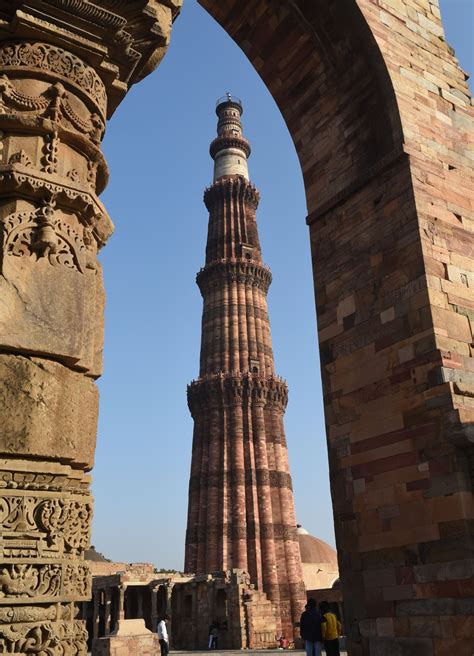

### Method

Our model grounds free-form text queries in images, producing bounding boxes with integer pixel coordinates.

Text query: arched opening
[215,588,228,627]
[96,0,406,648]
[0,0,470,654]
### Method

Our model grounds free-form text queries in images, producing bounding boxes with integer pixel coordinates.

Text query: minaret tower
[185,95,306,638]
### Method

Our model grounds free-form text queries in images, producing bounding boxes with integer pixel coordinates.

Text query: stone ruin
[85,564,278,653]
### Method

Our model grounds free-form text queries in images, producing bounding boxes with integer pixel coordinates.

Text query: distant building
[297,525,339,591]
[84,559,279,652]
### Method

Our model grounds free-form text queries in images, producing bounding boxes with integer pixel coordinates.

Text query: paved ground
[172,651,348,655]
[90,650,348,655]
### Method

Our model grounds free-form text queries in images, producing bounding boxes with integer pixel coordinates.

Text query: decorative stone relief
[42,131,59,174]
[0,42,107,117]
[0,619,88,655]
[0,72,105,145]
[9,150,33,167]
[38,499,93,554]
[0,458,92,651]
[1,204,89,274]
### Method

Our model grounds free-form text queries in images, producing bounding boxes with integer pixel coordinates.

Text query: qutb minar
[185,95,306,639]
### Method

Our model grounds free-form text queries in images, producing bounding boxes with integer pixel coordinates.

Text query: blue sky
[91,1,473,568]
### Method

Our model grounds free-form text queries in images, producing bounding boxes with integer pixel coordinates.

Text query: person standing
[300,598,323,656]
[208,621,219,649]
[157,614,170,656]
[320,601,341,656]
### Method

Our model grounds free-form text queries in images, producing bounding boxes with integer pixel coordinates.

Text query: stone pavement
[172,651,348,655]
[89,651,348,656]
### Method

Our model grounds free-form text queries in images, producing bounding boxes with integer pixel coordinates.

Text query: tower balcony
[196,258,272,296]
[215,95,243,116]
[210,133,251,160]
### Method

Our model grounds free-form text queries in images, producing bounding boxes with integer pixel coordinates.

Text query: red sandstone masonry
[185,100,305,640]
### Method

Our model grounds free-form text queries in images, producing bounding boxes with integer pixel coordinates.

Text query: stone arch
[199,0,404,212]
[0,2,471,655]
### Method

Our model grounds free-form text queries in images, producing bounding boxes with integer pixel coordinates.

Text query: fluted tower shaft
[185,96,306,639]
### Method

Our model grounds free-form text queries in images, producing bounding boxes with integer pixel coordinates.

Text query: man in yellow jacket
[320,601,341,656]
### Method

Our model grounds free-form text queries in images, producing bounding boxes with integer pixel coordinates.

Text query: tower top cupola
[210,93,251,182]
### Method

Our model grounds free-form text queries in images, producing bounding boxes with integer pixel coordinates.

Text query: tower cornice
[204,176,260,211]
[196,259,272,296]
[187,373,288,417]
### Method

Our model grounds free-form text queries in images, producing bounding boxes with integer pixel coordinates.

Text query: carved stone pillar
[150,586,159,633]
[0,2,181,653]
[118,586,126,623]
[104,589,112,636]
[93,592,100,641]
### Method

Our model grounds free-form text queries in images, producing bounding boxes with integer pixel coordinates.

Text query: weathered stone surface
[0,220,105,375]
[93,621,160,656]
[0,354,98,467]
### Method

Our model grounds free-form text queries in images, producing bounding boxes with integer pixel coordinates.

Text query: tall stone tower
[185,95,306,638]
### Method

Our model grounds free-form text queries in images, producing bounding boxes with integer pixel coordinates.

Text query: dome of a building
[297,526,338,566]
[297,525,339,591]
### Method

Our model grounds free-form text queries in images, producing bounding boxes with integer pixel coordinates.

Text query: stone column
[104,589,112,636]
[0,3,181,653]
[93,592,100,641]
[118,586,126,622]
[151,586,159,632]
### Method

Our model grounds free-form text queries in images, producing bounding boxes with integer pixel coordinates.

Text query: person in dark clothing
[299,598,323,656]
[208,621,219,649]
[320,601,341,656]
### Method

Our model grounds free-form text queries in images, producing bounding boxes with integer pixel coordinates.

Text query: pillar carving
[0,1,182,652]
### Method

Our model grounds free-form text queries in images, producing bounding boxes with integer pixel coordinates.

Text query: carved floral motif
[9,150,33,167]
[1,207,89,274]
[0,497,36,532]
[0,564,61,599]
[0,495,92,556]
[0,562,91,602]
[63,564,91,598]
[38,499,92,553]
[0,74,105,144]
[0,620,87,655]
[0,42,107,116]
